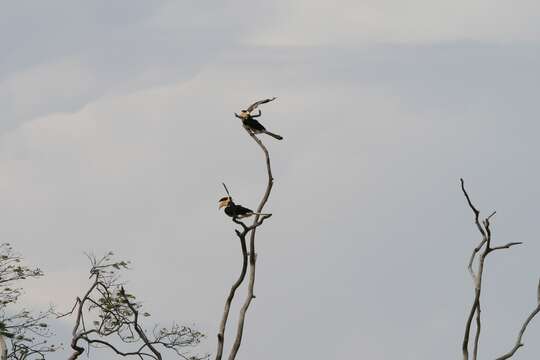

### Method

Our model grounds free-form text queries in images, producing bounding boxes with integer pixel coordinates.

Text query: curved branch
[84,338,156,359]
[461,179,488,360]
[495,280,540,360]
[215,215,271,360]
[215,232,247,360]
[121,289,162,360]
[68,274,101,360]
[460,179,530,360]
[460,179,495,360]
[227,129,274,360]
[460,178,487,239]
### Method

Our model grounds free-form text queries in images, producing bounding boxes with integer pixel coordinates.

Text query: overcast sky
[2,1,540,359]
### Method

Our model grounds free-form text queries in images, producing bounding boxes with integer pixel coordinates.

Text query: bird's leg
[243,127,257,136]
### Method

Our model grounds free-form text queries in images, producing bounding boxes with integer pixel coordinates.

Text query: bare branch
[460,179,532,360]
[215,203,271,360]
[489,242,523,253]
[460,179,493,360]
[216,102,278,360]
[215,230,247,360]
[461,179,489,360]
[495,280,540,360]
[227,128,274,360]
[467,239,487,281]
[473,302,481,360]
[460,178,487,239]
[227,253,256,360]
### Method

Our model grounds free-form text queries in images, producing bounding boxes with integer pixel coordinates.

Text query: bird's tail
[264,131,283,140]
[236,212,271,219]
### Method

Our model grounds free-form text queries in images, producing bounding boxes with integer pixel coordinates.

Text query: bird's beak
[218,202,226,209]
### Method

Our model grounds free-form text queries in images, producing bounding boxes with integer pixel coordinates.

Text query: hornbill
[235,97,283,140]
[218,196,269,219]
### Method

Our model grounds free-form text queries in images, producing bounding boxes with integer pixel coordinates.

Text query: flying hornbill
[218,196,269,219]
[235,97,283,140]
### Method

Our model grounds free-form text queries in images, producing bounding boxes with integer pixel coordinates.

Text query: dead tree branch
[461,179,490,360]
[214,215,270,360]
[460,179,531,360]
[225,128,275,360]
[495,279,540,360]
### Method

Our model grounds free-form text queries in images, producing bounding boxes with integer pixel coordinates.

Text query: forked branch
[460,179,532,360]
[461,179,491,360]
[226,128,275,360]
[215,215,271,360]
[63,253,205,360]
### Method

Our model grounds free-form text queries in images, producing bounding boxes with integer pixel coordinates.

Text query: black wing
[234,204,253,215]
[246,97,277,113]
[242,117,266,131]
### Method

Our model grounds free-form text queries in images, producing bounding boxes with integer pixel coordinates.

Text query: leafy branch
[60,252,206,360]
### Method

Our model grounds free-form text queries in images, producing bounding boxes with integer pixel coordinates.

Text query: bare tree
[60,252,206,360]
[214,205,271,360]
[215,114,277,360]
[0,243,56,360]
[460,179,539,360]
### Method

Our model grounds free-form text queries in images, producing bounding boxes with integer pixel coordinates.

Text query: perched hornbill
[218,196,268,219]
[235,97,283,140]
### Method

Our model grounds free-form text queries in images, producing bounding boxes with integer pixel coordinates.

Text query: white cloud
[0,1,259,132]
[1,58,98,122]
[249,0,540,46]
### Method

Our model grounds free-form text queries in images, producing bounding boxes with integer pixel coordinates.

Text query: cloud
[0,0,265,133]
[249,0,540,46]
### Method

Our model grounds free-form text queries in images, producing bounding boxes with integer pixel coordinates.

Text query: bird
[235,97,283,140]
[218,196,269,219]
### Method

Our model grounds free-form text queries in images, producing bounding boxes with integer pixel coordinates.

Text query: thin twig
[222,183,231,198]
[460,178,487,239]
[488,242,523,253]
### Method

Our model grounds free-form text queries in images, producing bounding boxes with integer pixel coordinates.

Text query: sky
[2,1,540,359]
